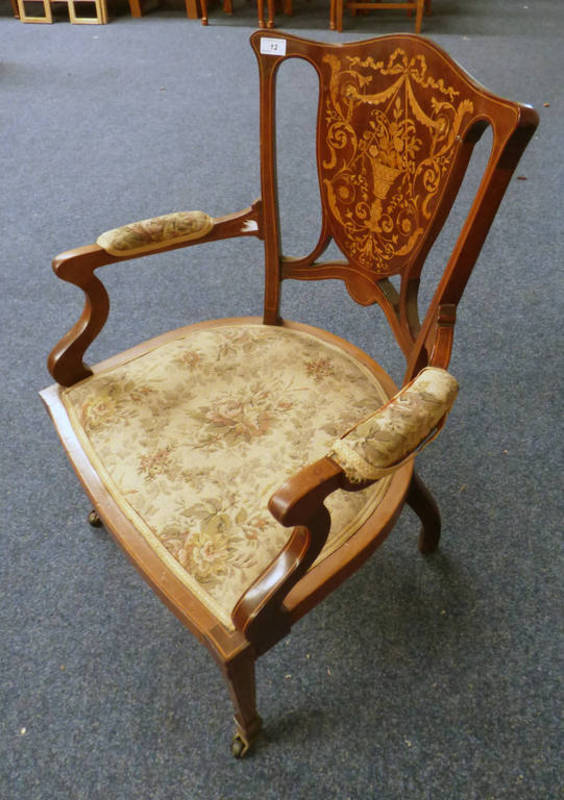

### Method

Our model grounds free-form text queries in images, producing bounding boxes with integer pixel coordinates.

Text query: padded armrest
[96,210,215,256]
[330,367,459,484]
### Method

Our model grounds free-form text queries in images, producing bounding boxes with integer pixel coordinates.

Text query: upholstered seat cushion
[62,323,392,629]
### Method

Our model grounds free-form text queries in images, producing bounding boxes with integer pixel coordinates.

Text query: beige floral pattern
[96,210,214,256]
[304,357,336,383]
[331,367,458,483]
[62,324,392,628]
[190,381,296,448]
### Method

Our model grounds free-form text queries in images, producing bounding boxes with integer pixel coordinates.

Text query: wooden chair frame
[67,0,107,23]
[332,0,425,33]
[41,33,537,757]
[16,0,107,23]
[16,0,53,22]
[199,0,290,29]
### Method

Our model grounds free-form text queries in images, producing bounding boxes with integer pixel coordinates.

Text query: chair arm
[97,210,214,256]
[330,367,459,484]
[232,367,458,651]
[95,203,262,258]
[47,202,263,387]
[231,457,343,652]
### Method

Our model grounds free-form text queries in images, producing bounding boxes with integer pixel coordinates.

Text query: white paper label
[260,37,287,57]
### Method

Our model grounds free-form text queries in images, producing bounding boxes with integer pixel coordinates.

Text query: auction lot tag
[260,38,287,56]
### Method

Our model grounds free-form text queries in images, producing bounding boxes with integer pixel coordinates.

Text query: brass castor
[88,509,103,528]
[231,733,249,758]
[230,715,261,758]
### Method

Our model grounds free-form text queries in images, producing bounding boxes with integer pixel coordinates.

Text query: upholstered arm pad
[96,210,215,256]
[330,367,459,483]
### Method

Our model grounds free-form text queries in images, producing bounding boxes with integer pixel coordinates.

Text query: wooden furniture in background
[41,32,537,757]
[331,0,429,33]
[16,0,107,22]
[199,0,292,28]
[128,0,199,21]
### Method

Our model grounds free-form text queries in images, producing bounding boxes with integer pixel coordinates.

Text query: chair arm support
[47,202,263,387]
[231,457,343,653]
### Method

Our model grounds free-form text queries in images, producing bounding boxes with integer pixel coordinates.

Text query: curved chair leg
[222,652,262,757]
[336,0,344,32]
[414,0,424,32]
[256,0,265,27]
[406,471,441,554]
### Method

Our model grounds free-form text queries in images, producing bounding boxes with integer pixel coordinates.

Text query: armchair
[40,32,538,757]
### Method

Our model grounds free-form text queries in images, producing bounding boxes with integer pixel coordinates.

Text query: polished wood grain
[42,33,538,755]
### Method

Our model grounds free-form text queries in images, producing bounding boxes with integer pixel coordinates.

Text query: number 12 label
[260,38,287,56]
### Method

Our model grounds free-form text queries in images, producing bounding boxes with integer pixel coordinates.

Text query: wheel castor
[88,509,103,528]
[231,733,249,758]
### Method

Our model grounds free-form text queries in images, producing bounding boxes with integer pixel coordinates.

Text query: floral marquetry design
[320,50,474,274]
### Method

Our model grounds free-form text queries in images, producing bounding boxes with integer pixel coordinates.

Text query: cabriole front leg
[221,652,262,758]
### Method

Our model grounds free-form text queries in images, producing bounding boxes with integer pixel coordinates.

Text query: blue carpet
[1,1,562,797]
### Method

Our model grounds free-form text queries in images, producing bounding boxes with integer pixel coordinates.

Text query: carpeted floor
[1,1,562,798]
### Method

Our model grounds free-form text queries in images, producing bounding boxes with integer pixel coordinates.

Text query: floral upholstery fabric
[62,324,392,629]
[96,211,214,256]
[331,367,459,483]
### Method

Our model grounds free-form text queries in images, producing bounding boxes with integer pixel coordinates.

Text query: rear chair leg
[406,471,441,554]
[221,651,262,757]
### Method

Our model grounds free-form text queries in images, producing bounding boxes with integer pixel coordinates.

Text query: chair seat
[61,321,393,628]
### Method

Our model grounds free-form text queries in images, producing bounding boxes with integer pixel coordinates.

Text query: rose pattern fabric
[331,367,458,482]
[96,210,214,256]
[62,324,392,628]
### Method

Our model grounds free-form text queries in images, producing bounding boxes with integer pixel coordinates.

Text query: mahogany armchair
[41,32,537,757]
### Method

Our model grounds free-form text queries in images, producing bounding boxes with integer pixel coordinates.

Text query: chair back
[251,33,538,379]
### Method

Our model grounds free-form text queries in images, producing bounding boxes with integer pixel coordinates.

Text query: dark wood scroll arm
[231,457,346,654]
[48,251,111,387]
[47,202,263,388]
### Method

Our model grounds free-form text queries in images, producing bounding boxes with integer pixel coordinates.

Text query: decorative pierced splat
[319,49,474,275]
